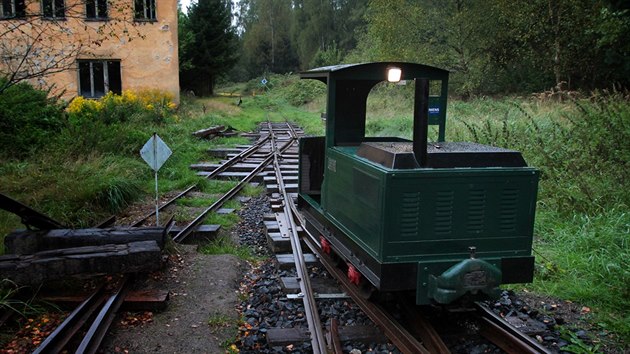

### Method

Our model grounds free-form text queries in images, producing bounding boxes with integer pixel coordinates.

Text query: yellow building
[0,0,179,102]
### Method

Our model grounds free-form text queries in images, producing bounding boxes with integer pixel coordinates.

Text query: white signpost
[140,133,172,226]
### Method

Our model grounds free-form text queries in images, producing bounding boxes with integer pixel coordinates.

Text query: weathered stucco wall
[2,0,179,102]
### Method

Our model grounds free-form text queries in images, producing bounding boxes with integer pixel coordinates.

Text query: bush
[0,79,65,158]
[280,79,327,106]
[67,89,177,126]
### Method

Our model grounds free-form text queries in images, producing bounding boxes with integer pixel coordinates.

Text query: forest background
[179,0,630,96]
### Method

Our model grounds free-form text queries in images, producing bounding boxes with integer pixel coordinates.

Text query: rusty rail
[292,202,431,354]
[269,121,327,353]
[476,302,551,354]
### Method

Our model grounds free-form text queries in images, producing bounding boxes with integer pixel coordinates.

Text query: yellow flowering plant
[66,89,178,125]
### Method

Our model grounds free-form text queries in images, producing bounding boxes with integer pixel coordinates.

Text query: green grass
[240,183,265,197]
[176,197,217,208]
[199,235,260,261]
[531,209,629,339]
[203,212,240,229]
[207,313,234,328]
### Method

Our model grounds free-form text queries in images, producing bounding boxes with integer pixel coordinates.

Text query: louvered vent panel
[400,192,421,239]
[499,189,519,232]
[434,191,454,235]
[466,189,486,234]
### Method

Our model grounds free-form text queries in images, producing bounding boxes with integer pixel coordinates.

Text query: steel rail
[268,121,327,354]
[130,135,271,227]
[475,302,552,354]
[291,202,430,354]
[398,295,451,354]
[329,318,343,354]
[172,136,293,243]
[76,277,130,354]
[33,285,107,354]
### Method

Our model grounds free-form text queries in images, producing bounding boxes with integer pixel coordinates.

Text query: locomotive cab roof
[300,62,449,148]
[300,62,527,169]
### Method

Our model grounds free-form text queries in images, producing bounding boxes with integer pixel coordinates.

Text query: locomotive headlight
[387,67,402,83]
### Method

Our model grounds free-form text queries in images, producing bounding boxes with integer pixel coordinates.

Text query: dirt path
[101,244,243,353]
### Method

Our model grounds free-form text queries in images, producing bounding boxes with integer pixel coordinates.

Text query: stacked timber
[192,125,238,139]
[0,226,166,286]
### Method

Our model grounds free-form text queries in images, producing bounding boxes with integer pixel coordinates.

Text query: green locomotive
[297,62,539,305]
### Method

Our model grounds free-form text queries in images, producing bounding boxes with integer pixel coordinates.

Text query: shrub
[281,79,327,106]
[66,89,177,126]
[0,79,65,158]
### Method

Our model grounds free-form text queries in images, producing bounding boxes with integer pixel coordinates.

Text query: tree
[238,0,298,75]
[357,0,630,94]
[182,0,238,95]
[0,0,142,96]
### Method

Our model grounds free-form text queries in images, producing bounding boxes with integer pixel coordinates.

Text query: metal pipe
[413,78,430,167]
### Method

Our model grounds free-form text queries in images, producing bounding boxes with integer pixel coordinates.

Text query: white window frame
[134,0,156,21]
[0,0,25,19]
[42,0,65,20]
[78,60,121,98]
[85,0,108,20]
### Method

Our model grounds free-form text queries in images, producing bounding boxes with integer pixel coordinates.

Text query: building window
[42,0,65,19]
[0,0,25,19]
[78,60,121,98]
[134,0,156,21]
[86,0,107,20]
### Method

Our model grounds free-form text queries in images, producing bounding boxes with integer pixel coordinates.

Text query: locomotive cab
[298,62,539,305]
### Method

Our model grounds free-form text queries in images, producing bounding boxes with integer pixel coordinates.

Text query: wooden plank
[275,253,318,270]
[192,125,225,138]
[263,176,298,183]
[207,148,244,158]
[266,325,387,347]
[266,184,299,194]
[5,227,166,255]
[41,289,170,311]
[280,276,343,295]
[266,232,291,253]
[0,241,162,285]
[190,163,264,172]
[167,225,221,243]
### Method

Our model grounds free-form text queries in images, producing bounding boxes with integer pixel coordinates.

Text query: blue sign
[261,78,268,85]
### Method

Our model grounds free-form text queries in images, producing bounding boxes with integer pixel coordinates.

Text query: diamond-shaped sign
[140,134,172,171]
[261,78,268,85]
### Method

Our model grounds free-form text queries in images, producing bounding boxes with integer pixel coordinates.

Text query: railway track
[29,122,301,353]
[29,121,551,353]
[252,122,552,353]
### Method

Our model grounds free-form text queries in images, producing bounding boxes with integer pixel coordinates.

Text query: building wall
[1,0,179,102]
